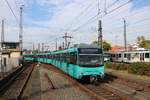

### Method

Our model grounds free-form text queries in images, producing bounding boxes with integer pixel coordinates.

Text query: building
[110,45,124,52]
[110,44,144,52]
[1,42,20,50]
[0,42,21,73]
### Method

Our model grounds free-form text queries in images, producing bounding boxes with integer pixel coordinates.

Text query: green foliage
[105,62,113,69]
[137,36,150,48]
[105,62,128,70]
[128,62,150,76]
[143,40,150,49]
[137,36,145,47]
[92,40,111,51]
[105,62,150,76]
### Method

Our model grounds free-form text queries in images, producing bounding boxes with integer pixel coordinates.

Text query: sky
[0,0,150,50]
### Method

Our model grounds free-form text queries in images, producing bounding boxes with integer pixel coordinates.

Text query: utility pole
[67,42,70,48]
[38,43,40,52]
[97,0,100,15]
[62,42,64,49]
[1,20,4,42]
[32,43,34,51]
[56,38,57,51]
[62,33,72,49]
[98,20,103,49]
[19,5,23,54]
[123,18,127,51]
[1,20,4,77]
[42,43,44,52]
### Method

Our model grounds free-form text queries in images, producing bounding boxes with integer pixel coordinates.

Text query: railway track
[85,84,126,100]
[0,62,36,99]
[104,74,150,99]
[41,64,131,100]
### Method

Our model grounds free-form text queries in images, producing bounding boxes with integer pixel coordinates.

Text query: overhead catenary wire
[68,0,120,33]
[101,0,145,25]
[71,0,120,33]
[14,0,20,12]
[71,0,122,32]
[106,0,119,9]
[71,0,132,33]
[66,0,97,32]
[4,0,19,23]
[103,16,150,33]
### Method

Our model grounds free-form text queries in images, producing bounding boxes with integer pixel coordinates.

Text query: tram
[23,44,105,82]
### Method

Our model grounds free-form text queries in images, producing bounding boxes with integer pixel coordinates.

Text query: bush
[128,62,150,76]
[105,62,150,76]
[105,62,113,69]
[105,62,128,70]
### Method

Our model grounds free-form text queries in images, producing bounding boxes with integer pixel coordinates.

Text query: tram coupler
[90,75,99,85]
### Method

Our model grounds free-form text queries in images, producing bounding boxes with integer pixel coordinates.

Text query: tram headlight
[79,72,83,78]
[99,72,104,75]
[79,72,84,75]
[100,72,104,78]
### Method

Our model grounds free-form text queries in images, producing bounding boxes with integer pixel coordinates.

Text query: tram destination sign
[78,48,102,54]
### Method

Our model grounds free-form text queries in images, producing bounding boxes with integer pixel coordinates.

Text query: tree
[92,40,111,51]
[143,40,150,49]
[137,36,150,48]
[137,36,145,47]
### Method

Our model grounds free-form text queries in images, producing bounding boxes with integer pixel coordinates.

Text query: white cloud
[0,0,150,50]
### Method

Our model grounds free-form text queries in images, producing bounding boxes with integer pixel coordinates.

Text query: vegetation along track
[42,63,129,100]
[0,62,36,99]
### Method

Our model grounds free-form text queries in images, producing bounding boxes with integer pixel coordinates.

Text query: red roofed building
[110,44,140,52]
[109,45,124,52]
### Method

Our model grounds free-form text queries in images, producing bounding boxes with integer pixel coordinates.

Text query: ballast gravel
[39,65,94,100]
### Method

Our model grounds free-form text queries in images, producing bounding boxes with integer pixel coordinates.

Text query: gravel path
[21,65,41,100]
[39,64,94,100]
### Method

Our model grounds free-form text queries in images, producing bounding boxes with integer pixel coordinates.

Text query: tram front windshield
[79,54,103,67]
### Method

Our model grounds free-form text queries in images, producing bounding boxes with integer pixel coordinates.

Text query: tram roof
[74,43,99,48]
[23,53,34,56]
[50,48,78,55]
[49,44,100,55]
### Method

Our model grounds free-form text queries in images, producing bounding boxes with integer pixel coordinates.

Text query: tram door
[140,53,144,61]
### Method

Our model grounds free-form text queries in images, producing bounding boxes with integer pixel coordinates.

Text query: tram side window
[62,54,66,62]
[119,54,122,58]
[44,55,47,58]
[54,55,56,60]
[62,53,66,62]
[55,55,57,60]
[49,55,51,59]
[145,53,150,58]
[124,54,127,58]
[56,55,58,60]
[62,53,70,63]
[57,54,60,61]
[60,54,64,62]
[69,52,77,64]
[66,53,70,63]
[45,55,47,58]
[127,53,131,60]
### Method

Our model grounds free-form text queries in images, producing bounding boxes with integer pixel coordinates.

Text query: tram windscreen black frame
[78,48,103,67]
[78,48,102,54]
